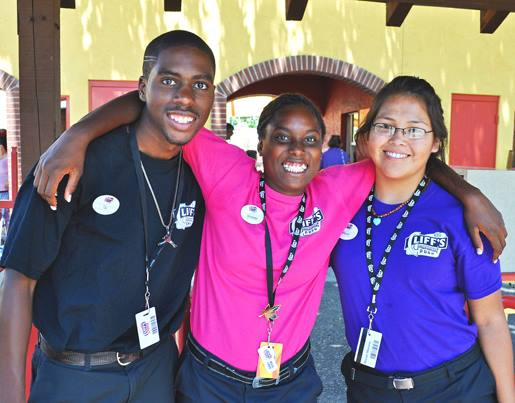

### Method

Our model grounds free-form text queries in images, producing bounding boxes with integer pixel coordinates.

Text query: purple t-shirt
[321,147,350,169]
[332,182,501,373]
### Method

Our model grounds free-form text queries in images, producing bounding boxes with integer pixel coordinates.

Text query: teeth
[169,114,194,124]
[385,151,408,159]
[283,162,307,173]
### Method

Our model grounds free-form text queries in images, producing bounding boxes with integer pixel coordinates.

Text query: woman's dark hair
[355,76,447,162]
[328,135,341,148]
[257,93,326,140]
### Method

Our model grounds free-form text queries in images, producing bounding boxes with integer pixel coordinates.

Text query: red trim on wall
[88,80,139,112]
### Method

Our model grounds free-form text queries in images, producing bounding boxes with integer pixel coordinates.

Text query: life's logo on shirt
[404,231,448,258]
[289,207,324,237]
[175,201,196,230]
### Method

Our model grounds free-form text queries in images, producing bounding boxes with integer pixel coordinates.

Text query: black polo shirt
[0,125,204,353]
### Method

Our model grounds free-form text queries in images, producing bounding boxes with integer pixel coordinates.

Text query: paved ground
[311,270,348,402]
[311,271,515,403]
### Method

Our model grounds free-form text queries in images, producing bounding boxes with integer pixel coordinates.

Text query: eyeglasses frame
[371,123,433,140]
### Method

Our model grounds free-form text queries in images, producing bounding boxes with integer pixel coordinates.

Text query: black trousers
[176,341,323,403]
[29,336,178,403]
[342,344,497,403]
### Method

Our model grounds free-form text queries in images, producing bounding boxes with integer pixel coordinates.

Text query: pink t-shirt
[184,128,374,370]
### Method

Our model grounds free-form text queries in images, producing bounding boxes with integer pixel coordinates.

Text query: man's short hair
[142,30,216,78]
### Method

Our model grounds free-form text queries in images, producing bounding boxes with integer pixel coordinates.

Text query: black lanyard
[364,176,428,326]
[259,176,306,321]
[128,125,184,308]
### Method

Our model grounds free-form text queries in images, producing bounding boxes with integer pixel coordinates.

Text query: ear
[138,76,147,102]
[257,139,263,156]
[431,137,441,154]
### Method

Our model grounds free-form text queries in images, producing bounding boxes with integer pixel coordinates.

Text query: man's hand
[463,188,507,262]
[33,129,88,209]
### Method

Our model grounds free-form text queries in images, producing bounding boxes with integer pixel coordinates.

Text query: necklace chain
[139,152,182,232]
[370,200,409,219]
[370,179,431,219]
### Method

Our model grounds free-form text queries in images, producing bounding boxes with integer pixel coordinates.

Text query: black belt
[39,335,157,367]
[344,342,482,390]
[187,336,311,389]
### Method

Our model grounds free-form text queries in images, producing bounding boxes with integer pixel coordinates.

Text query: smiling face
[138,45,215,157]
[366,94,440,186]
[258,105,323,196]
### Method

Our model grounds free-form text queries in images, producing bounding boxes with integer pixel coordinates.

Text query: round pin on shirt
[92,195,120,215]
[241,204,264,224]
[340,222,358,240]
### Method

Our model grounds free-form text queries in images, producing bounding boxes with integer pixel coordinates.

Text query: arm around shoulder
[427,157,507,261]
[0,269,37,403]
[332,159,375,217]
[34,90,143,208]
[182,128,252,198]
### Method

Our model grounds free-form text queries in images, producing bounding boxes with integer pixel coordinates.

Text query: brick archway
[211,55,385,136]
[0,70,21,186]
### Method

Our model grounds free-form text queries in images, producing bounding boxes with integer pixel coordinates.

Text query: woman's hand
[463,188,507,262]
[33,127,88,209]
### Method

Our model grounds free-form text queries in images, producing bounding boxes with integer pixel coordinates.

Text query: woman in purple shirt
[332,76,514,402]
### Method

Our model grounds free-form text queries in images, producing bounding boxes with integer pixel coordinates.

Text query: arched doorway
[211,56,385,147]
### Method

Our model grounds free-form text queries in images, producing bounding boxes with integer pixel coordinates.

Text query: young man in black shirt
[0,30,215,403]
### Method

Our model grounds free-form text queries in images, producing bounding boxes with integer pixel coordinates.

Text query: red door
[449,94,499,168]
[89,80,139,111]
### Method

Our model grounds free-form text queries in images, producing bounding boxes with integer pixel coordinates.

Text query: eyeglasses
[371,123,433,140]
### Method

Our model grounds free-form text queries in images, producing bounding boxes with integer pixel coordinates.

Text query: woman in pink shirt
[32,92,505,402]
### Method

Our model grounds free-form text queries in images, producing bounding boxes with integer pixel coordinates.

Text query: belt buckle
[392,377,414,390]
[116,352,133,367]
[252,377,265,389]
[252,377,277,389]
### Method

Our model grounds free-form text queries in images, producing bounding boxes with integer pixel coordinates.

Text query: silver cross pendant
[158,232,177,248]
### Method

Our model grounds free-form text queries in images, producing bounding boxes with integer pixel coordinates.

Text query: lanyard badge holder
[254,176,306,386]
[354,177,428,368]
[129,126,184,350]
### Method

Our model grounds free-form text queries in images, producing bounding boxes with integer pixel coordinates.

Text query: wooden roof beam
[18,0,62,177]
[60,0,75,8]
[481,9,509,33]
[286,0,309,21]
[164,0,181,12]
[386,1,413,26]
[361,0,515,12]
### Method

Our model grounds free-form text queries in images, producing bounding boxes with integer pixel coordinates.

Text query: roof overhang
[360,0,515,33]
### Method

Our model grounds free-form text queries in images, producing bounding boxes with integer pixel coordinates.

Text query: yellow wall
[0,0,18,76]
[1,0,514,167]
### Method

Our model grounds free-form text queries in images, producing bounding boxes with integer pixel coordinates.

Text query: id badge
[256,342,283,379]
[354,327,382,368]
[135,307,160,350]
